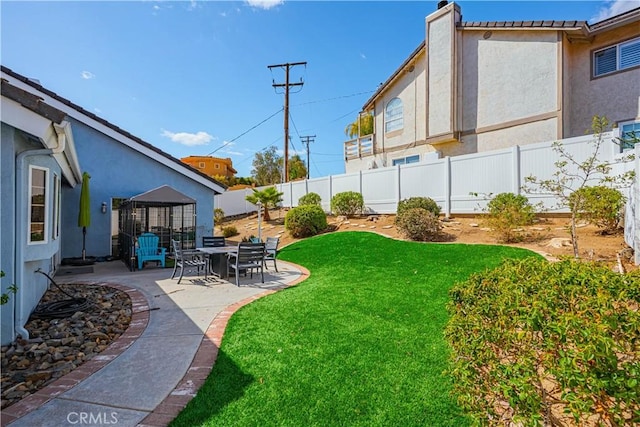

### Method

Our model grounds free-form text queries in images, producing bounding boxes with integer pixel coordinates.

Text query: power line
[292,89,375,107]
[204,108,283,156]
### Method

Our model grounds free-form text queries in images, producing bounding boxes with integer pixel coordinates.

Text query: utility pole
[268,61,306,183]
[300,135,315,179]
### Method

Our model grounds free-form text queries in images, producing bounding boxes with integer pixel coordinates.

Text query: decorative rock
[382,225,393,229]
[470,223,479,227]
[546,238,572,248]
[0,283,132,410]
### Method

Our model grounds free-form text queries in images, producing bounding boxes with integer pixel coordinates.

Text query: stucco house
[344,1,640,173]
[1,66,226,345]
[181,155,237,180]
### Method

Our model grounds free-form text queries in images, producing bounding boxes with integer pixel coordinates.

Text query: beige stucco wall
[460,30,560,132]
[474,117,559,152]
[427,9,455,137]
[371,50,427,152]
[565,22,640,137]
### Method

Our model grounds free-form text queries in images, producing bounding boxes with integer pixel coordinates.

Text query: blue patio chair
[136,233,166,270]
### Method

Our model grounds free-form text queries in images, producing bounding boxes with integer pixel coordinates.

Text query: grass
[170,232,540,427]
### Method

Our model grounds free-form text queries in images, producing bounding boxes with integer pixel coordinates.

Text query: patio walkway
[3,259,307,427]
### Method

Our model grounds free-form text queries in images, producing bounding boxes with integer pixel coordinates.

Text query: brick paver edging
[138,263,311,427]
[2,282,151,426]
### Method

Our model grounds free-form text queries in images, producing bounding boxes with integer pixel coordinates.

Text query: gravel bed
[1,283,132,409]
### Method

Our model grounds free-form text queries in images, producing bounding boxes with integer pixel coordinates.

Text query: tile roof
[1,65,227,192]
[458,20,586,29]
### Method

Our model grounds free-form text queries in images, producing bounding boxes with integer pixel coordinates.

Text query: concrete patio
[3,258,307,427]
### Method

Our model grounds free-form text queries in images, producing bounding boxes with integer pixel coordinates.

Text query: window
[215,164,220,169]
[29,166,48,243]
[619,121,640,152]
[198,162,205,168]
[385,98,403,133]
[392,155,420,166]
[594,37,640,77]
[52,174,60,239]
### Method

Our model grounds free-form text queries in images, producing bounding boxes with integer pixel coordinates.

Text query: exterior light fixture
[101,202,107,214]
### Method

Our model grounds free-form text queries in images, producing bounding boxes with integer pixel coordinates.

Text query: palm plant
[245,186,283,221]
[345,112,374,139]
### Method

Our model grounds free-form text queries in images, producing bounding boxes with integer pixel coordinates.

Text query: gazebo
[118,185,197,271]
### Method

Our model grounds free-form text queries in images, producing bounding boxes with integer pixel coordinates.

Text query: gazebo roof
[126,185,196,206]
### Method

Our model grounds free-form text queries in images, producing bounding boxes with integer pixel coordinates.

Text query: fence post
[328,175,333,213]
[444,156,451,218]
[635,144,640,265]
[512,145,521,194]
[397,163,402,210]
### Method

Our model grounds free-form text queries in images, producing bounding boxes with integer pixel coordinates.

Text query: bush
[330,191,364,217]
[395,208,441,241]
[285,205,328,238]
[298,192,322,207]
[445,257,640,426]
[395,197,441,224]
[569,185,625,234]
[484,192,536,242]
[214,208,225,229]
[221,226,238,238]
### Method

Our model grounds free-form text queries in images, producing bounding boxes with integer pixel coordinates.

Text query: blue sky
[2,0,638,179]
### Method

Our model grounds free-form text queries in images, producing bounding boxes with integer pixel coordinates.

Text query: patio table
[196,245,238,279]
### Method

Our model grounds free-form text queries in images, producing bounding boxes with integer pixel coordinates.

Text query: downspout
[14,127,66,340]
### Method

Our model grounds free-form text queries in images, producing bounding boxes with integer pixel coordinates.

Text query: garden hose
[32,269,92,319]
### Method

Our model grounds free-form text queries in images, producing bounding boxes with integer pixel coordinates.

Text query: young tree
[523,116,635,257]
[288,154,308,181]
[245,186,284,221]
[251,146,282,186]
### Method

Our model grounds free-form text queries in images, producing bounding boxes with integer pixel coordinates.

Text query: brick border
[138,263,310,427]
[2,282,150,426]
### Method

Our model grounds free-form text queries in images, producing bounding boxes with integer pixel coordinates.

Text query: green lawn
[171,232,540,427]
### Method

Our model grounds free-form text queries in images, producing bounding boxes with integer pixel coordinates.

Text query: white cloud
[591,0,640,23]
[360,53,367,60]
[187,0,199,11]
[245,0,284,10]
[81,71,95,80]
[161,129,214,146]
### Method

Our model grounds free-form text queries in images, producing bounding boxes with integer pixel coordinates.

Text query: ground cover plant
[445,258,640,426]
[171,232,538,427]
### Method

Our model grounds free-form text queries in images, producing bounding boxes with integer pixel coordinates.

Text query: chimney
[437,0,448,9]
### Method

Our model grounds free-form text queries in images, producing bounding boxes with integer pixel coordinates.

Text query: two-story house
[344,1,640,173]
[181,155,237,180]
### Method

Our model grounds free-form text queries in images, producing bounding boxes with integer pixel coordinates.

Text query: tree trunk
[570,213,579,258]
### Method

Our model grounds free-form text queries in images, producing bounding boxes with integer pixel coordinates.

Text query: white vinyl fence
[217,131,634,216]
[624,144,640,264]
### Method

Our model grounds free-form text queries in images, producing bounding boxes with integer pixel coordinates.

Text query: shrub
[298,192,322,207]
[221,226,238,238]
[285,205,328,238]
[569,185,625,234]
[395,208,441,241]
[484,192,536,242]
[445,257,640,426]
[330,191,364,217]
[214,208,225,229]
[395,197,441,224]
